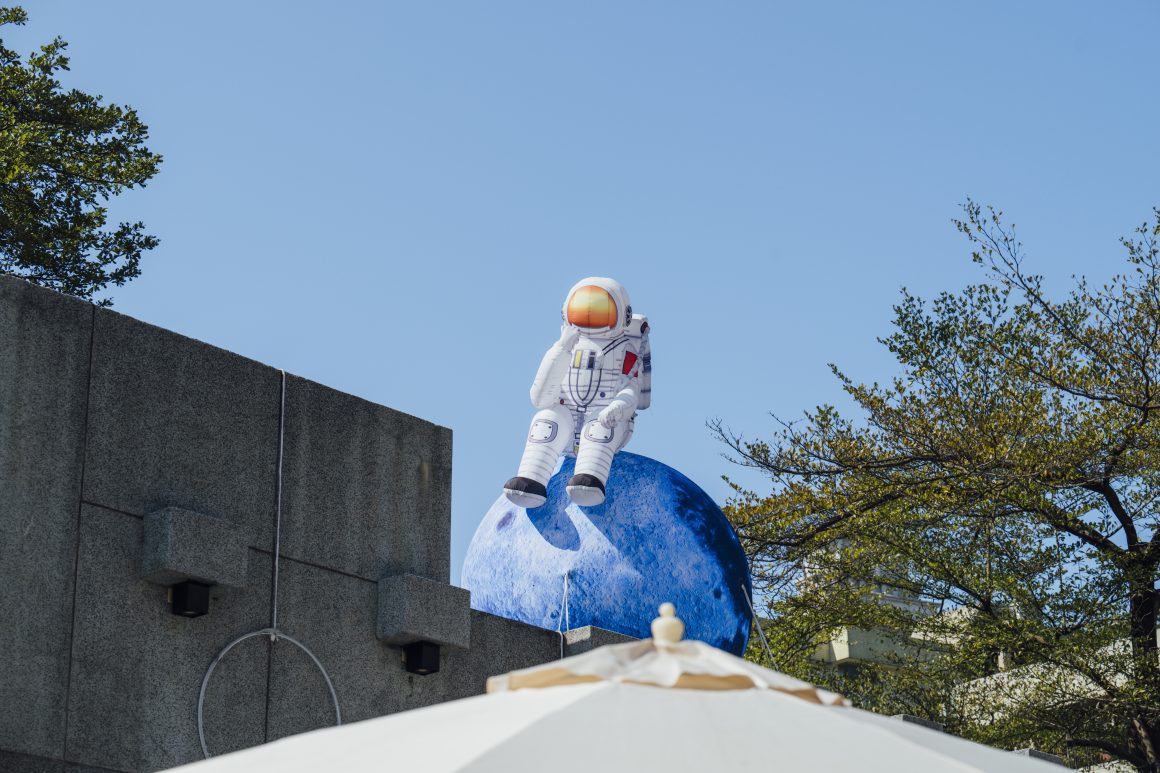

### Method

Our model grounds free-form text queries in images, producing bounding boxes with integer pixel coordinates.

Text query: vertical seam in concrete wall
[59,302,96,761]
[261,371,285,743]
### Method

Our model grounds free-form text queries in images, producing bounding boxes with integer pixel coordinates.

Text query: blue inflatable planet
[463,452,752,654]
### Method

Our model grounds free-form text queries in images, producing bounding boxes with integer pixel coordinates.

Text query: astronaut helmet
[562,277,632,336]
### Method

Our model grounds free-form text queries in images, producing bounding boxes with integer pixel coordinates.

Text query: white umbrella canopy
[169,605,1060,773]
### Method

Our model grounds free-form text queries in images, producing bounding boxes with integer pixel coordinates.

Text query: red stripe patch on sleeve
[622,351,638,375]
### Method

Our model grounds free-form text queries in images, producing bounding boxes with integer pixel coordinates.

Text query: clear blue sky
[12,2,1159,583]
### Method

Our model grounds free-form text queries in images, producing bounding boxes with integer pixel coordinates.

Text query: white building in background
[800,551,944,671]
[802,577,1158,771]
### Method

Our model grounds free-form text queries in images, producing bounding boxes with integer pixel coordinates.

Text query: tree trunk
[1128,584,1158,659]
[1127,573,1159,771]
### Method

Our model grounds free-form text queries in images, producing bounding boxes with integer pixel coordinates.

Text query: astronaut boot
[504,476,548,508]
[566,473,606,506]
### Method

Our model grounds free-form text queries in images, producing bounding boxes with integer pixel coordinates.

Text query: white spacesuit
[504,277,651,508]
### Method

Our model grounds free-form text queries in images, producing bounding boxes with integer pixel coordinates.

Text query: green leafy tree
[0,6,161,305]
[717,203,1160,771]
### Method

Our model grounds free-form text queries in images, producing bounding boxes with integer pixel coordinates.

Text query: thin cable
[270,369,286,639]
[196,369,342,759]
[742,582,778,670]
[556,570,571,659]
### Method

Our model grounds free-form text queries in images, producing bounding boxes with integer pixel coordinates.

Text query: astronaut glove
[597,400,628,428]
[557,324,581,349]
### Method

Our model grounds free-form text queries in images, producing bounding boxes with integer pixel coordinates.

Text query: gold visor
[566,285,618,329]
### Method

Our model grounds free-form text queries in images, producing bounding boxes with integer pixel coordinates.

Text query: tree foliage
[0,6,161,305]
[718,203,1160,771]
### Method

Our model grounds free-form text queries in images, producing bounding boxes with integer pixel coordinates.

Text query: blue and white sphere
[462,452,752,654]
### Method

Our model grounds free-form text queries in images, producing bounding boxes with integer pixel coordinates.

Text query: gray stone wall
[0,275,631,772]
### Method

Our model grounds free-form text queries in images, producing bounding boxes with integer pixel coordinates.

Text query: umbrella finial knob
[651,602,685,645]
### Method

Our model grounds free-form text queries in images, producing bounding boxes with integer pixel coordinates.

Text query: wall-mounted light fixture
[403,641,440,675]
[377,574,470,675]
[141,508,248,619]
[169,580,212,618]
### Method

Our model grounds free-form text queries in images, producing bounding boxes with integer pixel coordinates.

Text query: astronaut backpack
[628,313,652,410]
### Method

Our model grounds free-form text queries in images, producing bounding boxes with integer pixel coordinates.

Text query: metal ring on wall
[197,628,342,759]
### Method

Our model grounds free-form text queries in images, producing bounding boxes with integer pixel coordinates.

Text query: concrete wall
[0,275,630,772]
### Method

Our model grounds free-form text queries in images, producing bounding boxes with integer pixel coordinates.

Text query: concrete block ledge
[140,507,248,588]
[377,574,470,649]
[890,714,945,733]
[564,626,637,656]
[1011,748,1065,765]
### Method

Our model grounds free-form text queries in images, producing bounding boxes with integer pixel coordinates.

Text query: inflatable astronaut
[503,277,651,508]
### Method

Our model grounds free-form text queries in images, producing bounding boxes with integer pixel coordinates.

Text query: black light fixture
[170,580,212,617]
[403,641,440,675]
